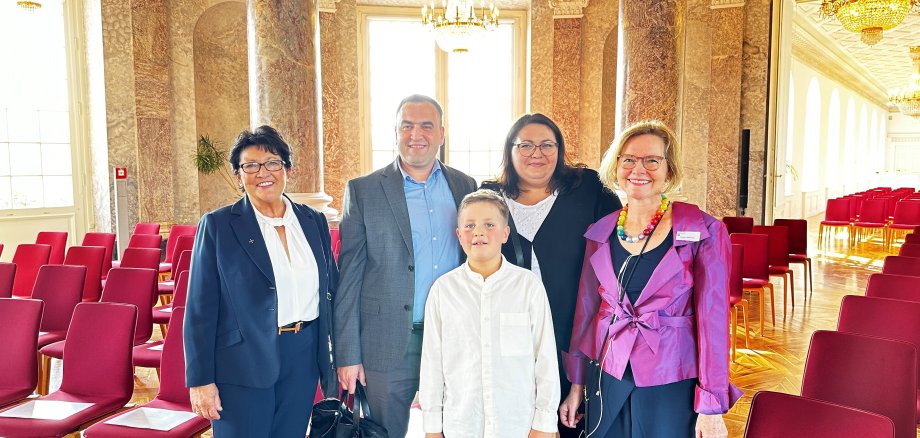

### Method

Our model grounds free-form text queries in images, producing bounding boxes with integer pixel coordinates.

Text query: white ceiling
[796,2,920,93]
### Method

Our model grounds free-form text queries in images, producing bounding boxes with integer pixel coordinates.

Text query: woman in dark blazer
[481,113,622,437]
[184,126,338,438]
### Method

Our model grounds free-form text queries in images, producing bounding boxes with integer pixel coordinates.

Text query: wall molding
[549,0,587,18]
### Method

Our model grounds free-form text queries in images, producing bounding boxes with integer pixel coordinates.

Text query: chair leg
[806,257,813,295]
[159,324,168,338]
[766,283,775,328]
[730,306,737,362]
[789,270,796,308]
[40,354,51,395]
[741,300,751,348]
[35,351,43,394]
[818,225,824,246]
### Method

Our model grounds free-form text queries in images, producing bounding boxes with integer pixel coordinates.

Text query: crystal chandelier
[16,1,42,10]
[820,0,919,46]
[421,0,499,53]
[890,46,920,119]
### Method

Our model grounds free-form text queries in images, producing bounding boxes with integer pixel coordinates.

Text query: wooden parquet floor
[42,217,915,437]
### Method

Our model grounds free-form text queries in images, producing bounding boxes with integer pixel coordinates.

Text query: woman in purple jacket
[558,120,741,437]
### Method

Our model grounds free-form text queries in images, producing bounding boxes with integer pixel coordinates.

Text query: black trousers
[583,363,698,438]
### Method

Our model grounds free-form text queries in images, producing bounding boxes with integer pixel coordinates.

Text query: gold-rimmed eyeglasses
[618,155,665,171]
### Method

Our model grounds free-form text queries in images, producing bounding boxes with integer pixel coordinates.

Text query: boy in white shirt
[420,189,560,438]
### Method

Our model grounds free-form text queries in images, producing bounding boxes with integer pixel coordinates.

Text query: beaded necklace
[616,194,670,243]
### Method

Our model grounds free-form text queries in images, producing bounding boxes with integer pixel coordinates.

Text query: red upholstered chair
[63,245,106,302]
[153,268,189,336]
[883,256,920,277]
[899,243,920,258]
[32,264,87,395]
[0,302,137,438]
[853,199,887,246]
[819,198,852,246]
[753,225,797,315]
[330,228,341,262]
[905,233,920,245]
[159,225,196,274]
[105,248,162,289]
[134,222,161,235]
[10,243,51,297]
[866,274,920,303]
[111,234,163,270]
[0,263,15,299]
[773,218,813,295]
[0,243,3,257]
[0,298,43,408]
[39,267,157,395]
[802,330,916,438]
[730,233,774,334]
[81,232,116,279]
[85,307,211,437]
[723,216,754,235]
[157,249,191,299]
[35,231,68,265]
[743,391,895,438]
[729,244,749,361]
[888,201,920,250]
[838,295,920,422]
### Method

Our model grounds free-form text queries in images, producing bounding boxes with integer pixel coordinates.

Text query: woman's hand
[190,383,222,420]
[528,429,554,438]
[695,413,728,438]
[558,383,584,428]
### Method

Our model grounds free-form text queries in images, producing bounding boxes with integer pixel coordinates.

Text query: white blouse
[252,197,320,326]
[504,192,558,278]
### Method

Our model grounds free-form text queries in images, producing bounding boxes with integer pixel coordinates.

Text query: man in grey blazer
[335,94,477,437]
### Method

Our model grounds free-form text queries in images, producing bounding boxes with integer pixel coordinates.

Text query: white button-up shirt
[252,197,319,326]
[420,256,560,437]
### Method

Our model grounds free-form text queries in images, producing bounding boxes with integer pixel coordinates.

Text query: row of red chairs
[819,193,920,250]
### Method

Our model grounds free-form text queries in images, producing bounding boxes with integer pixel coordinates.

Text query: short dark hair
[228,125,294,174]
[395,94,444,125]
[485,113,583,199]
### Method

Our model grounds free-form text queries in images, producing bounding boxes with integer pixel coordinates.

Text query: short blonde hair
[598,119,683,194]
[458,189,510,224]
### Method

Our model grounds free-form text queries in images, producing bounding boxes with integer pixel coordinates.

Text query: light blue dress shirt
[400,160,461,323]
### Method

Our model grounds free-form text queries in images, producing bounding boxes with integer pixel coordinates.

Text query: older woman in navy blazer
[184,126,338,438]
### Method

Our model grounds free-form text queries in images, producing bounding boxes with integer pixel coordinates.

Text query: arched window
[844,98,856,188]
[802,78,821,191]
[785,76,795,196]
[859,104,869,184]
[825,89,840,187]
[869,109,879,174]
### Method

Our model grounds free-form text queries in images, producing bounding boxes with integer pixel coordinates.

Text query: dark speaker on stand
[738,129,751,215]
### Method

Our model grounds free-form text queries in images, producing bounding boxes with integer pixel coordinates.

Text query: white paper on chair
[147,344,164,351]
[103,407,198,431]
[0,400,94,420]
[160,307,174,313]
[38,331,48,337]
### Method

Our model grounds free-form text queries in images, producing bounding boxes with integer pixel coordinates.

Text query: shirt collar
[398,158,442,183]
[252,196,296,228]
[462,254,510,284]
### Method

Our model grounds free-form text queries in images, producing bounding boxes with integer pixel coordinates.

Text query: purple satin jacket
[562,201,742,414]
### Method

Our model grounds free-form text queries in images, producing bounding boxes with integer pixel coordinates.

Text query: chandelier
[421,0,499,53]
[16,1,42,10]
[890,46,920,119]
[820,0,919,46]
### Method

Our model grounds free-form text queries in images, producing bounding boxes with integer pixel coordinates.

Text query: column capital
[710,0,745,9]
[319,0,341,13]
[550,0,588,18]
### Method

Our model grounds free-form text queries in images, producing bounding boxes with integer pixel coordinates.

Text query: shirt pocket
[500,312,532,357]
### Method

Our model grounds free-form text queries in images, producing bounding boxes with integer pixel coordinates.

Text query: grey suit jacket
[334,159,477,372]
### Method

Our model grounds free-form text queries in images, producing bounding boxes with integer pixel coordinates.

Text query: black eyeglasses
[514,141,558,157]
[617,155,665,171]
[239,160,286,174]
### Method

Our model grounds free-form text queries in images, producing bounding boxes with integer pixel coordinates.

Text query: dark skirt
[583,362,698,438]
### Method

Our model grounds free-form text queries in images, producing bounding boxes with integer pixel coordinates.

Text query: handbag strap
[507,215,525,267]
[352,384,374,426]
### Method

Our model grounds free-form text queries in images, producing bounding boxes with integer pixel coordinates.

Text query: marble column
[247,0,334,215]
[616,0,681,133]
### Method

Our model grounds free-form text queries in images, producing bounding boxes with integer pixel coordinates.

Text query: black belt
[278,319,316,335]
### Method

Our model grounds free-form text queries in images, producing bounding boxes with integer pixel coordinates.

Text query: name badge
[676,231,701,242]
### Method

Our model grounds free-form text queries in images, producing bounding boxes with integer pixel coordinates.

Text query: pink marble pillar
[616,0,681,132]
[247,0,333,213]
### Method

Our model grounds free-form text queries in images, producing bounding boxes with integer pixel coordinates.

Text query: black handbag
[309,384,388,438]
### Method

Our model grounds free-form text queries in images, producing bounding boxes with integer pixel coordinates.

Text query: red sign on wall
[115,168,127,179]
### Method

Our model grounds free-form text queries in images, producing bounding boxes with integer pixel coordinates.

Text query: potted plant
[193,135,238,193]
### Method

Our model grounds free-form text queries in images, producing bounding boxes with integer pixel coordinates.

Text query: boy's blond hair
[458,189,510,224]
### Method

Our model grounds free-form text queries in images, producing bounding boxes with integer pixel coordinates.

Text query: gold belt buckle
[278,321,303,335]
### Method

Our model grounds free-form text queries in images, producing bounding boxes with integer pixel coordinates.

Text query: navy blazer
[184,195,338,394]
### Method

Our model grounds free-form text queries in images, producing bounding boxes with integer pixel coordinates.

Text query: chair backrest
[882,256,920,277]
[330,228,341,261]
[10,244,51,297]
[802,330,916,438]
[838,295,920,397]
[0,262,15,299]
[0,298,44,396]
[891,201,920,226]
[63,246,106,302]
[729,233,770,281]
[81,232,116,278]
[133,223,160,235]
[172,269,190,308]
[722,216,754,235]
[169,235,194,275]
[905,233,920,245]
[857,199,887,224]
[119,248,162,271]
[171,250,192,282]
[127,233,163,250]
[0,243,3,258]
[823,198,850,222]
[101,267,158,344]
[35,231,68,265]
[163,224,197,264]
[743,391,894,438]
[729,244,743,303]
[845,196,861,222]
[772,218,808,255]
[58,302,136,403]
[157,306,190,404]
[31,264,85,333]
[866,273,920,303]
[898,243,920,258]
[752,225,789,268]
